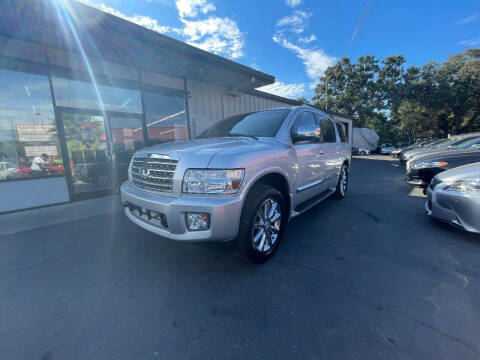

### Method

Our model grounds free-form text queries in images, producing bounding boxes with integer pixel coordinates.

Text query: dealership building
[0,0,352,213]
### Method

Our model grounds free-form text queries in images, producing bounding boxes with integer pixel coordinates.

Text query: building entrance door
[60,111,113,200]
[59,109,145,200]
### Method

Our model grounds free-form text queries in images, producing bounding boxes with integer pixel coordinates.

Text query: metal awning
[0,0,275,90]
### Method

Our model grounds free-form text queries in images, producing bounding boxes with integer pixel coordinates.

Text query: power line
[351,0,378,59]
[343,0,372,58]
[325,0,373,109]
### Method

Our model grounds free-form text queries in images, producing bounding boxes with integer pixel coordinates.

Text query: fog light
[186,213,210,231]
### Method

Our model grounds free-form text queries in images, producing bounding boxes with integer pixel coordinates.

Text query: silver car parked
[121,106,352,262]
[426,162,480,233]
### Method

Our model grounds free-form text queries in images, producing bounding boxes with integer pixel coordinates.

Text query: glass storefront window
[0,68,63,181]
[110,117,144,153]
[61,113,111,194]
[52,77,142,114]
[144,92,188,144]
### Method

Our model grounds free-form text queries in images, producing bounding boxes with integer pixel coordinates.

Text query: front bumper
[120,182,244,241]
[425,185,480,233]
[406,168,443,188]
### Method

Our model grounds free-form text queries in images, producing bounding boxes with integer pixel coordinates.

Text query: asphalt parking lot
[1,156,480,360]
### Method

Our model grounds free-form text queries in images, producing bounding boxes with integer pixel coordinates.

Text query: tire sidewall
[334,164,349,199]
[236,185,287,263]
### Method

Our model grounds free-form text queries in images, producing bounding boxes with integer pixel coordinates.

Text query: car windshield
[198,109,291,138]
[433,136,475,149]
[457,137,480,149]
[429,139,449,148]
[450,136,479,148]
[421,140,439,147]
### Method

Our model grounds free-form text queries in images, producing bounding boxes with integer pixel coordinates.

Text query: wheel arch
[243,171,292,217]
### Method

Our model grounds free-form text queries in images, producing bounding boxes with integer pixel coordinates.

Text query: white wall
[222,93,287,119]
[186,79,291,137]
[186,79,225,137]
[0,177,70,213]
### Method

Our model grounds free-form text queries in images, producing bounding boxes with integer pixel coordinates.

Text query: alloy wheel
[340,168,348,195]
[251,198,282,253]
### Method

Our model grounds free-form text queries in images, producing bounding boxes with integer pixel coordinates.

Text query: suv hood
[137,137,262,168]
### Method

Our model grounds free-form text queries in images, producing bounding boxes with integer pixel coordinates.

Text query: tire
[235,185,287,263]
[333,164,349,199]
[360,151,366,156]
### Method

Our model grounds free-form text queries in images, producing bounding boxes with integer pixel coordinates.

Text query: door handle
[319,151,324,155]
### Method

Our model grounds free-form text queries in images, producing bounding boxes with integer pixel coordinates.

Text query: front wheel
[333,164,349,199]
[235,185,286,263]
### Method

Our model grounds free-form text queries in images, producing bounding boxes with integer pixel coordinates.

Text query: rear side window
[336,123,347,143]
[290,112,317,138]
[320,118,337,143]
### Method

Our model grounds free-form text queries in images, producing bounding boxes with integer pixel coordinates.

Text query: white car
[380,143,397,154]
[0,161,18,180]
[357,147,370,155]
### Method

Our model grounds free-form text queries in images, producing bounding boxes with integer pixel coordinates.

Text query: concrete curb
[0,195,123,237]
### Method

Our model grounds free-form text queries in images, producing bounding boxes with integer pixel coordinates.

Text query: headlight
[182,169,245,194]
[411,161,448,169]
[444,180,480,194]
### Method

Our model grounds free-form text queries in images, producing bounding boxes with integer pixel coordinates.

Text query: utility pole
[325,76,328,110]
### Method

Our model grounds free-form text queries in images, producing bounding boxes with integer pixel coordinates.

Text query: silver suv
[121,105,351,262]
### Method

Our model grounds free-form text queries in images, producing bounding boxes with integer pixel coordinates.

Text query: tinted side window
[290,112,317,138]
[320,119,337,143]
[336,123,347,143]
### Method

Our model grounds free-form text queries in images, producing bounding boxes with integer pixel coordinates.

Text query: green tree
[312,49,480,143]
[296,96,310,104]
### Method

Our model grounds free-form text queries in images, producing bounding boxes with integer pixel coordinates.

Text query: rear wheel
[333,164,349,199]
[235,185,286,263]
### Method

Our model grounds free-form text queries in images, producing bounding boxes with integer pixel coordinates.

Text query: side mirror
[292,125,320,143]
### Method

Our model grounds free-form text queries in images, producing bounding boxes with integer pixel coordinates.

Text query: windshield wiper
[223,132,258,140]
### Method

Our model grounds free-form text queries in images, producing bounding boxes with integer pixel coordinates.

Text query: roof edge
[246,89,303,106]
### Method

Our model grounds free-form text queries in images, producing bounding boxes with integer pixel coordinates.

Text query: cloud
[454,14,479,25]
[285,0,302,7]
[181,17,244,58]
[273,34,336,80]
[276,10,311,34]
[78,0,244,59]
[299,34,316,44]
[458,38,480,47]
[175,0,215,18]
[258,81,305,98]
[79,2,180,34]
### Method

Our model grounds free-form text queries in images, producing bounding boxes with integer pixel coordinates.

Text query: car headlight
[444,179,480,194]
[411,161,448,169]
[182,169,245,194]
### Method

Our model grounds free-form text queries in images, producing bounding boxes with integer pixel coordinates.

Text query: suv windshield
[198,109,291,138]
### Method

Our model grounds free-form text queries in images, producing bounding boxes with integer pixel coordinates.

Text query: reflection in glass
[144,92,187,144]
[62,113,112,194]
[0,68,63,180]
[110,116,145,186]
[52,77,142,114]
[110,117,144,153]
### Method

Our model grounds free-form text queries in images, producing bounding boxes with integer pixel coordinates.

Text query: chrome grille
[130,155,177,193]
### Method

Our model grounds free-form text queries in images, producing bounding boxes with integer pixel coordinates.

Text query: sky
[77,0,480,100]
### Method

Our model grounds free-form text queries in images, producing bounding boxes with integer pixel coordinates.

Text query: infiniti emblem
[141,167,150,179]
